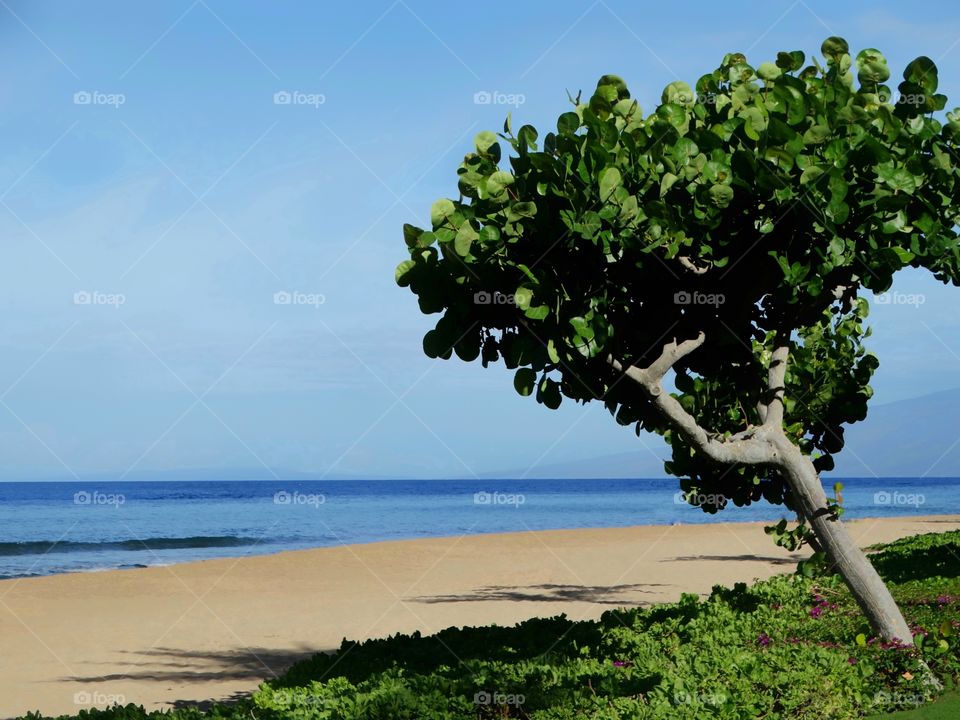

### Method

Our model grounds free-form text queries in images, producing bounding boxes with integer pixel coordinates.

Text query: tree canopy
[396,38,960,515]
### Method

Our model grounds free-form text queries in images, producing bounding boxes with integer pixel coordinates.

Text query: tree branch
[678,256,709,275]
[762,342,790,429]
[608,333,776,466]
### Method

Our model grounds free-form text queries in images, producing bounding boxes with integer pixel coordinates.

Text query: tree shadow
[409,582,667,605]
[59,644,325,686]
[668,554,800,565]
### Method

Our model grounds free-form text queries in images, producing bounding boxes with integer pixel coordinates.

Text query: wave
[0,535,266,557]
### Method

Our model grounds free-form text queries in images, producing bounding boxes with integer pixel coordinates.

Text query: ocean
[0,477,955,579]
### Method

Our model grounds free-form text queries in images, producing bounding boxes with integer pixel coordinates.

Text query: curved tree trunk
[772,435,913,643]
[609,334,916,645]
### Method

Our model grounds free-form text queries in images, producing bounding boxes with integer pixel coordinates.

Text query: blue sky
[1,0,959,480]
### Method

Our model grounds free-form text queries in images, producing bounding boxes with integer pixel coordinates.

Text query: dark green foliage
[19,531,960,720]
[397,38,960,514]
[868,531,960,583]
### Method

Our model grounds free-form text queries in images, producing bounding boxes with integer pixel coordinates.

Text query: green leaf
[757,62,781,82]
[802,125,830,144]
[395,260,416,286]
[800,165,826,185]
[479,225,501,243]
[454,223,478,256]
[402,223,423,248]
[557,112,580,136]
[514,286,533,310]
[740,107,767,140]
[510,201,537,219]
[856,48,889,85]
[474,130,499,156]
[891,247,915,263]
[708,184,734,208]
[776,50,805,72]
[660,172,679,196]
[430,199,456,227]
[821,36,849,62]
[546,339,560,364]
[422,329,451,359]
[513,368,536,396]
[903,56,938,94]
[599,166,622,199]
[486,171,515,196]
[537,377,562,409]
[525,305,549,320]
[661,80,695,107]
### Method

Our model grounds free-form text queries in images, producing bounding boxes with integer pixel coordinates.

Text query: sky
[1,0,959,481]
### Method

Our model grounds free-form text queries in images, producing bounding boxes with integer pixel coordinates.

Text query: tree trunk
[772,434,913,643]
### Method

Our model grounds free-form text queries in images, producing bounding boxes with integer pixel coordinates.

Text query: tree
[396,37,960,643]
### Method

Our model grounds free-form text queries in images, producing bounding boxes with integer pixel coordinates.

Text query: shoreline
[4,509,959,582]
[2,515,959,718]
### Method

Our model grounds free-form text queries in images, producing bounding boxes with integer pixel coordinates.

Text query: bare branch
[608,333,776,466]
[678,256,709,275]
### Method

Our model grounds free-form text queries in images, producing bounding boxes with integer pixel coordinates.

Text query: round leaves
[821,36,850,63]
[856,48,890,85]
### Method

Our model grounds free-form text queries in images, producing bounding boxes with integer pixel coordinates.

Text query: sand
[1,515,958,718]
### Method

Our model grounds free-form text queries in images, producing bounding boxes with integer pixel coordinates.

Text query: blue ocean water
[0,478,955,579]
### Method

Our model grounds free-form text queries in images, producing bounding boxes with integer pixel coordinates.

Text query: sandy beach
[2,515,958,718]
